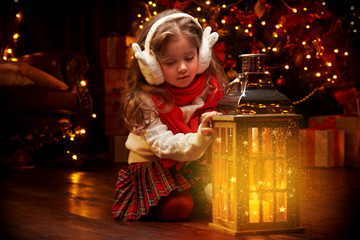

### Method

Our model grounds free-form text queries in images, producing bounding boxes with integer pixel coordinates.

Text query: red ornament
[213,42,227,63]
[173,0,192,10]
[254,0,266,19]
[204,19,219,32]
[224,57,237,69]
[158,0,192,10]
[276,75,286,86]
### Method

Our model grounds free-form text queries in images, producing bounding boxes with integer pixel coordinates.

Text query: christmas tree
[132,0,360,116]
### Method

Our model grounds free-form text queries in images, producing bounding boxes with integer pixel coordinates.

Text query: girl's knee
[150,190,194,221]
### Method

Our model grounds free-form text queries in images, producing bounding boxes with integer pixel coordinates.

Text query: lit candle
[262,199,272,222]
[249,192,260,223]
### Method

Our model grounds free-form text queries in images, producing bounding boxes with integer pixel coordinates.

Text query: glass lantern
[209,54,304,235]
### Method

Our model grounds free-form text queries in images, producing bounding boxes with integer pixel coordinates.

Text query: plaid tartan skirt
[112,160,193,221]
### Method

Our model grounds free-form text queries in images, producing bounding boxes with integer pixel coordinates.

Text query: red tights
[148,189,194,222]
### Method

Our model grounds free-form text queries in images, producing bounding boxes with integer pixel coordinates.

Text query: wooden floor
[1,162,360,240]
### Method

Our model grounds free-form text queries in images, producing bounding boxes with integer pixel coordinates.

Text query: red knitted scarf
[152,73,223,168]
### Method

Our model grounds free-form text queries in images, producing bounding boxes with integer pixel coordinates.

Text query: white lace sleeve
[140,118,213,162]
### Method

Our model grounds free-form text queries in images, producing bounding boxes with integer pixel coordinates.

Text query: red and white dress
[112,73,223,221]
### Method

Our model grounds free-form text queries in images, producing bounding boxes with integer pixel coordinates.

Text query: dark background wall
[1,0,137,154]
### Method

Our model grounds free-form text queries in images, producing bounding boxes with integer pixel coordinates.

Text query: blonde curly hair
[122,9,227,133]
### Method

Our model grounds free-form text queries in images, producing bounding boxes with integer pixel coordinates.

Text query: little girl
[112,9,228,221]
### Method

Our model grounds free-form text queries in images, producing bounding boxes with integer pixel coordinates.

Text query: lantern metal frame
[209,114,304,235]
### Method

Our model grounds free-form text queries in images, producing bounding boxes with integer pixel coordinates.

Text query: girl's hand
[200,111,222,136]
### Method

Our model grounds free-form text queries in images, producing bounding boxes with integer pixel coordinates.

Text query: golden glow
[66,171,108,219]
[344,51,349,56]
[245,29,249,33]
[211,119,298,229]
[306,54,311,59]
[205,0,211,5]
[148,1,153,5]
[80,129,86,134]
[262,48,266,53]
[16,12,21,19]
[303,7,308,11]
[70,172,82,184]
[152,3,156,7]
[13,33,19,40]
[221,19,226,24]
[273,32,278,38]
[145,17,150,22]
[7,48,12,54]
[316,72,321,77]
[248,23,252,28]
[306,25,310,29]
[249,192,260,223]
[334,49,339,53]
[80,80,87,86]
[235,26,239,30]
[302,41,306,45]
[326,62,332,67]
[139,25,144,29]
[272,47,278,52]
[222,4,226,8]
[261,21,266,25]
[285,65,289,69]
[153,11,157,15]
[72,154,78,160]
[304,67,308,71]
[197,7,201,11]
[92,113,97,118]
[333,75,338,79]
[292,8,297,13]
[137,14,141,18]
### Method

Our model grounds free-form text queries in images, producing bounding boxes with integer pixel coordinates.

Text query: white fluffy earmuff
[131,12,219,86]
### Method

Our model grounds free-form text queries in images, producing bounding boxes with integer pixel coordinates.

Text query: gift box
[308,115,341,129]
[335,117,360,167]
[343,97,360,117]
[104,68,129,136]
[109,135,129,163]
[100,35,135,69]
[300,128,345,167]
[334,87,360,117]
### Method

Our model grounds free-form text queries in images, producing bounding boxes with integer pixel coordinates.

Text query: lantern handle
[224,73,244,96]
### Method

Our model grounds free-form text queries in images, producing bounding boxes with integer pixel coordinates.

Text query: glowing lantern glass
[209,54,303,235]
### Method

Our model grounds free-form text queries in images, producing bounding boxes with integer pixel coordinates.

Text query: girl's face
[159,35,199,88]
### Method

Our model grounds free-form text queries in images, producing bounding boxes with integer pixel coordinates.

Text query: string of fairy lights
[1,0,97,163]
[2,0,359,160]
[2,0,22,61]
[135,0,359,103]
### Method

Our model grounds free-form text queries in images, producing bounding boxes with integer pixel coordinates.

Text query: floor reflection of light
[67,172,105,220]
[70,172,82,184]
